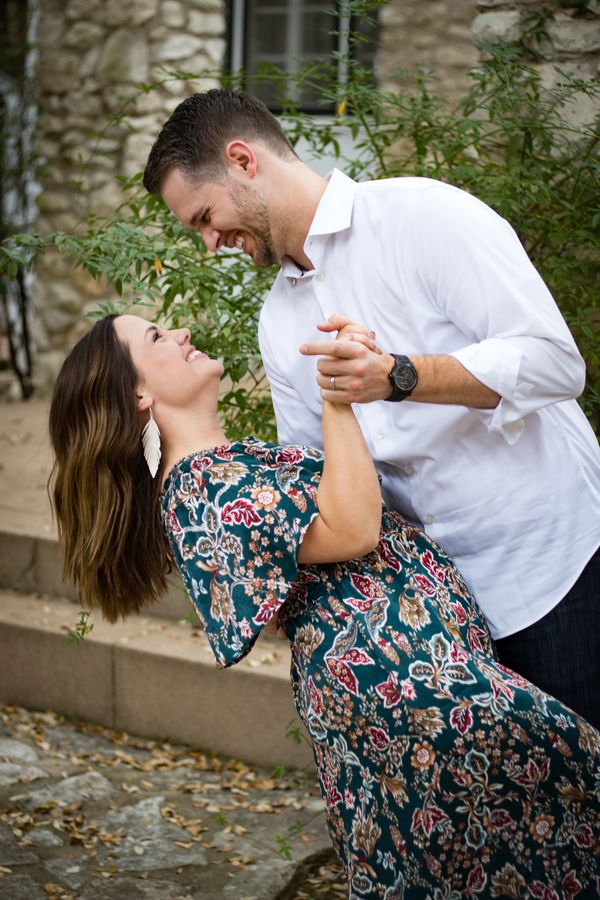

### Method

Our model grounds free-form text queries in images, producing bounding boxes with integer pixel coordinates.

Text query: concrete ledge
[0,531,37,593]
[0,529,192,620]
[0,596,114,725]
[0,590,311,770]
[35,534,76,599]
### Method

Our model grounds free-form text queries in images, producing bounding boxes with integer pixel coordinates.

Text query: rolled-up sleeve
[414,186,586,442]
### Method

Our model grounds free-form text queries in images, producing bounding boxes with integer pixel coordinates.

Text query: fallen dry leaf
[229,854,256,868]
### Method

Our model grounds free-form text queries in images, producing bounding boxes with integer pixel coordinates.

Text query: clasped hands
[264,313,391,641]
[300,313,395,403]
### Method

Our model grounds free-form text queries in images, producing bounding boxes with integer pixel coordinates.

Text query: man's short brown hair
[143,89,297,193]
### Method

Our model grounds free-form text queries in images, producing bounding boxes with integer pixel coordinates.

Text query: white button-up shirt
[258,169,600,639]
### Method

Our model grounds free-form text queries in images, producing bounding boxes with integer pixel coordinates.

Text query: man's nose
[201,225,221,253]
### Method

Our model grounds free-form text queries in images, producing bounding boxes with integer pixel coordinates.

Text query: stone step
[0,589,311,771]
[0,527,192,621]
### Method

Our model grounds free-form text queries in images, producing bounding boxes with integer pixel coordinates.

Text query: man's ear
[224,140,258,178]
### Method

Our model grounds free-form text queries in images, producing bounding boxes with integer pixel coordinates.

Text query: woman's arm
[297,397,382,564]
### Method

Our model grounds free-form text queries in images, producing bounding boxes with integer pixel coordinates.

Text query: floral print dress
[161,437,600,899]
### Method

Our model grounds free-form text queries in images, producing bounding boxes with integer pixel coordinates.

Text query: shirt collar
[281,169,357,281]
[307,168,357,237]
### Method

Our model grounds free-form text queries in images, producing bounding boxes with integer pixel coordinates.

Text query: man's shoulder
[355,174,472,205]
[353,175,501,230]
[357,174,446,192]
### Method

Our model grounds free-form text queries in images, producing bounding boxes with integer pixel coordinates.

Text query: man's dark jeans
[495,545,600,731]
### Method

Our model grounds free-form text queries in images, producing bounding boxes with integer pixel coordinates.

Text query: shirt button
[509,420,523,431]
[424,515,434,525]
[404,464,414,476]
[315,272,325,282]
[375,431,385,440]
[290,278,297,287]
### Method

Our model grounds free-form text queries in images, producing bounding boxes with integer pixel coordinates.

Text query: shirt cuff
[451,339,532,445]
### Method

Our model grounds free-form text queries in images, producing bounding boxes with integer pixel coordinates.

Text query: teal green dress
[161,437,600,898]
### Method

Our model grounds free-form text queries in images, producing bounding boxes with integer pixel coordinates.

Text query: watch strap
[387,353,418,402]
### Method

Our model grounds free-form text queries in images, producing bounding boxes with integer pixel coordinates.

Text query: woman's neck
[159,410,229,483]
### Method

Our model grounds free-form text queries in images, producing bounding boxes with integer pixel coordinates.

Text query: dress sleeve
[163,444,321,667]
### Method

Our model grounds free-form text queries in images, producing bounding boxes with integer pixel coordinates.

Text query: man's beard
[228,180,278,268]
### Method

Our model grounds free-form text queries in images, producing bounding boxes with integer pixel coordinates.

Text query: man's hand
[301,313,501,408]
[300,314,394,404]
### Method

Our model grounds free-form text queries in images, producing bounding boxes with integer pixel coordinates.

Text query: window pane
[302,10,336,55]
[251,0,287,8]
[239,0,379,112]
[248,12,288,56]
[350,12,379,81]
[298,83,320,106]
[249,78,287,108]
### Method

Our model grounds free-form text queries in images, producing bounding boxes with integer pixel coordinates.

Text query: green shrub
[1,38,599,436]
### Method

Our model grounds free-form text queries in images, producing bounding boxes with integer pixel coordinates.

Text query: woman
[50,314,599,898]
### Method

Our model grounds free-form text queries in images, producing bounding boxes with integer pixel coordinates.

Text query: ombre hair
[48,315,171,622]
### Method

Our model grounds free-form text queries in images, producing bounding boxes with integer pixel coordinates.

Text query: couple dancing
[49,91,600,897]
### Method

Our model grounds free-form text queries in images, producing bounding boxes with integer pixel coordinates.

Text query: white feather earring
[142,408,161,478]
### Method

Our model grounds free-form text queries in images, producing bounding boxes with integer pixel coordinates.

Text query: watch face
[393,364,418,392]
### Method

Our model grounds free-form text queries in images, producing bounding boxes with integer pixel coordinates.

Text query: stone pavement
[0,704,346,900]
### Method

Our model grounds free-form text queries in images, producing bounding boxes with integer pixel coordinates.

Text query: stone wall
[472,0,600,124]
[31,0,226,389]
[473,0,600,63]
[377,0,479,101]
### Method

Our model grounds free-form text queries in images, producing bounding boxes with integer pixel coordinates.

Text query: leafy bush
[1,38,599,436]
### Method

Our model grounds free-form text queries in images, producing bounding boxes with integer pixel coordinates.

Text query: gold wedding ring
[330,376,336,391]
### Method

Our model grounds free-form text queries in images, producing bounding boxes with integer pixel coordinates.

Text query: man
[143,89,600,727]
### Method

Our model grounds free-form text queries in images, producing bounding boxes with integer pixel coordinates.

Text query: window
[228,0,377,113]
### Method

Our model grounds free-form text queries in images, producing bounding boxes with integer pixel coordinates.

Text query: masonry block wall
[472,0,600,126]
[378,0,479,98]
[31,0,225,388]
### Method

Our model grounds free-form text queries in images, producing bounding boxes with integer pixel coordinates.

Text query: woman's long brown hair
[48,315,171,622]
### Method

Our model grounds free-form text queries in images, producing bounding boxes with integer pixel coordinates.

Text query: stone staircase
[0,401,310,770]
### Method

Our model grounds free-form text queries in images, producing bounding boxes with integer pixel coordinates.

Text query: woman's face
[114,315,224,413]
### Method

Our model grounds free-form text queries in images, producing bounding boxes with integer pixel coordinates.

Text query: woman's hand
[328,314,381,351]
[300,313,394,404]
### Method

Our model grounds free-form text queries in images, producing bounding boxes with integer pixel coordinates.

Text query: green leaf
[285,720,303,745]
[275,834,293,861]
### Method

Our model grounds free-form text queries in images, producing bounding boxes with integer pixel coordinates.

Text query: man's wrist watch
[386,354,418,402]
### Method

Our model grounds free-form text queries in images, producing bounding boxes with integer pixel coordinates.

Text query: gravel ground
[289,854,348,899]
[0,704,347,899]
